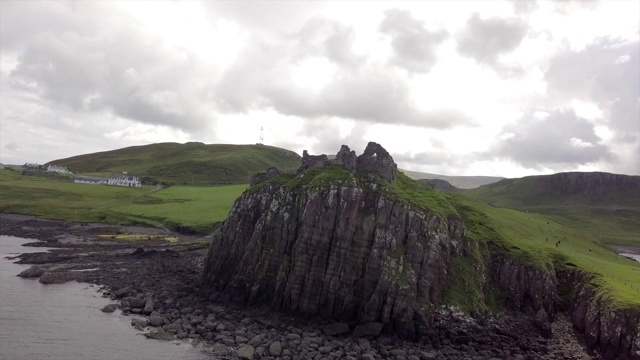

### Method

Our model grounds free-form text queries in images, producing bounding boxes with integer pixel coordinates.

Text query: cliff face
[202,143,466,338]
[203,183,468,337]
[558,271,640,360]
[538,172,640,206]
[201,143,639,359]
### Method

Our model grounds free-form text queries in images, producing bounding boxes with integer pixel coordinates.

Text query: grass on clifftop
[257,166,458,219]
[450,195,640,311]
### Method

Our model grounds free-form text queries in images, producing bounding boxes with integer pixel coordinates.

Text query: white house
[107,176,142,187]
[74,176,108,185]
[47,164,72,174]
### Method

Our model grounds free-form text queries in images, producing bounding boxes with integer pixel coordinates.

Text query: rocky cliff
[202,143,465,338]
[539,172,640,206]
[202,143,640,359]
[558,271,640,359]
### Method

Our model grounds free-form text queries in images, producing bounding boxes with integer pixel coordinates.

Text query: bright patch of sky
[0,0,638,177]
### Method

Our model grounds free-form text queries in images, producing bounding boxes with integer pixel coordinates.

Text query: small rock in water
[113,286,132,298]
[100,303,119,313]
[142,296,155,315]
[144,328,175,341]
[17,265,45,278]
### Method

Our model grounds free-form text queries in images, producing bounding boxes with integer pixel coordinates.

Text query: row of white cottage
[74,176,142,187]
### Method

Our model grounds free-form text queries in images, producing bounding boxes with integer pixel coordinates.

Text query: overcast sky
[1,0,638,177]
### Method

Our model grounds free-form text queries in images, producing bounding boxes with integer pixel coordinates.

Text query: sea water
[0,235,211,360]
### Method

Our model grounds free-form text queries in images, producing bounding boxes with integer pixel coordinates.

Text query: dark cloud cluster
[4,3,214,131]
[379,9,448,73]
[263,72,472,128]
[545,38,640,144]
[457,13,528,66]
[496,109,612,169]
[293,18,364,69]
[213,13,470,129]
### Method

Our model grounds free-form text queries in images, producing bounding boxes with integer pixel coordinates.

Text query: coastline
[0,213,596,360]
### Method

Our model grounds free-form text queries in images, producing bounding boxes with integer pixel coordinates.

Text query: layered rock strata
[203,143,464,338]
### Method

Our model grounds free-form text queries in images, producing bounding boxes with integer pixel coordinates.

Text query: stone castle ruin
[251,142,397,186]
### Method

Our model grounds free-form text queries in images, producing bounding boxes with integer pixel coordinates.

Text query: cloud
[545,38,640,144]
[294,18,364,69]
[202,1,324,34]
[4,2,218,132]
[264,71,472,128]
[509,0,539,14]
[457,13,528,66]
[213,16,471,129]
[495,109,612,168]
[379,9,448,73]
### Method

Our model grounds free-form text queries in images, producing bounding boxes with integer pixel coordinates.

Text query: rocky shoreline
[1,214,595,359]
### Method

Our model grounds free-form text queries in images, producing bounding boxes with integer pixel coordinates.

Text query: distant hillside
[47,142,301,186]
[418,178,458,192]
[401,169,503,189]
[466,172,640,246]
[467,172,640,208]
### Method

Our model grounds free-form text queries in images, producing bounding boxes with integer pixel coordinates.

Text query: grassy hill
[401,169,503,189]
[465,172,640,247]
[46,142,301,186]
[0,168,245,234]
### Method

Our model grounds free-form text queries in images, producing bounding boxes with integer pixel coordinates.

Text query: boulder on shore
[17,265,45,278]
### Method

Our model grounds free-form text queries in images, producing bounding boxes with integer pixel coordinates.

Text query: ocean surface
[0,235,211,360]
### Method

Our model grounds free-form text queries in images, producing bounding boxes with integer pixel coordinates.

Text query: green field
[47,142,301,186]
[0,169,245,233]
[112,184,247,233]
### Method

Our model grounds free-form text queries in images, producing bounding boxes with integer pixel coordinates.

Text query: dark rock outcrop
[539,172,640,201]
[356,142,397,183]
[204,143,640,359]
[250,167,281,187]
[419,179,458,192]
[291,142,398,184]
[296,151,329,175]
[331,145,357,173]
[559,271,640,360]
[491,254,557,316]
[203,143,465,338]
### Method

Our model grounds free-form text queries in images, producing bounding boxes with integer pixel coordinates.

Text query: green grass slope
[46,142,301,186]
[464,172,640,246]
[450,195,640,311]
[0,169,245,233]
